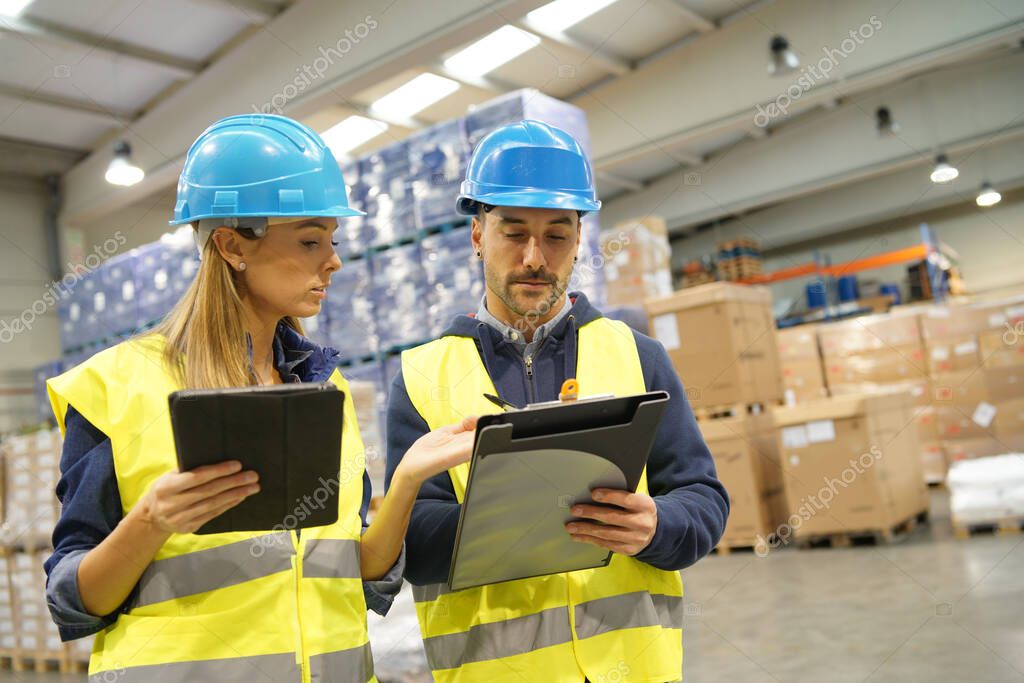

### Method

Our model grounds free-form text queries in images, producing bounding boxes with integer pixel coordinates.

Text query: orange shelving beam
[822,244,928,277]
[738,243,930,285]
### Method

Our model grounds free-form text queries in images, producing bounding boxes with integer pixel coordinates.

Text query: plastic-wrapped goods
[324,257,377,361]
[409,118,470,231]
[368,243,428,352]
[97,251,141,340]
[32,361,62,424]
[948,453,1024,524]
[420,228,483,337]
[361,142,417,247]
[134,233,200,329]
[464,89,592,155]
[343,361,388,493]
[336,159,369,258]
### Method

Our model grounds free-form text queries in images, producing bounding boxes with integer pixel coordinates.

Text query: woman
[44,114,475,682]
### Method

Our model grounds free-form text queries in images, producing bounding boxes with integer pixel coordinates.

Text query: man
[386,119,729,683]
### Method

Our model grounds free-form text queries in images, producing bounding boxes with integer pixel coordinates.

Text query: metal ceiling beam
[0,15,202,79]
[187,0,285,23]
[515,18,633,76]
[597,170,644,192]
[656,0,715,33]
[0,82,135,123]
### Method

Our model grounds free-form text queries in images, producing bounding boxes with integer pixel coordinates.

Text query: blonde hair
[150,232,304,389]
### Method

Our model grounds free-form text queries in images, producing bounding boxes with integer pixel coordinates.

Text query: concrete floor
[4,489,1022,682]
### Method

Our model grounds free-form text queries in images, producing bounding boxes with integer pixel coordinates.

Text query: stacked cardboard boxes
[772,391,928,540]
[921,298,1024,466]
[1,430,61,549]
[601,217,673,307]
[817,310,928,393]
[645,283,784,411]
[698,412,787,550]
[776,325,827,404]
[0,429,93,669]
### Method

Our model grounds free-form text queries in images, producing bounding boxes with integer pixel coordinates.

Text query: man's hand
[565,488,658,556]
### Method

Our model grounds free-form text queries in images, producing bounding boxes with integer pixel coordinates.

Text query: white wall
[0,177,60,430]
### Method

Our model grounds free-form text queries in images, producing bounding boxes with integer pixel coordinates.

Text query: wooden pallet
[952,516,1024,540]
[7,652,67,673]
[694,401,778,421]
[712,535,775,556]
[796,510,928,549]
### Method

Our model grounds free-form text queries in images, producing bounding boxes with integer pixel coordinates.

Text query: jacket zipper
[524,338,548,403]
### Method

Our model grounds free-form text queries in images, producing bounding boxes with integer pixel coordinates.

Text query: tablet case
[448,390,669,591]
[168,382,344,534]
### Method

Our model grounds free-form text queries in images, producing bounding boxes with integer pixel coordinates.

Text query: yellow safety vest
[401,317,684,683]
[47,334,376,683]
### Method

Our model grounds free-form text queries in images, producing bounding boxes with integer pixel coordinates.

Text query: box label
[653,314,681,351]
[954,340,977,356]
[930,346,950,361]
[988,313,1008,328]
[781,425,809,448]
[972,401,997,428]
[806,419,837,443]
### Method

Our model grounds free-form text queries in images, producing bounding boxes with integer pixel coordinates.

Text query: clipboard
[168,382,344,535]
[447,389,670,591]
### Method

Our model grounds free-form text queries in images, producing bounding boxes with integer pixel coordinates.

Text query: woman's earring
[238,261,247,271]
[573,256,578,263]
[476,251,482,259]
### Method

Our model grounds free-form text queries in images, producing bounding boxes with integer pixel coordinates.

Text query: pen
[483,393,517,411]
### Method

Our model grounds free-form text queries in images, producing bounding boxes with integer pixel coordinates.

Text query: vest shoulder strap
[47,335,170,439]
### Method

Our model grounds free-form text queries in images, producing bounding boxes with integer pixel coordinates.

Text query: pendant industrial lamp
[105,141,145,187]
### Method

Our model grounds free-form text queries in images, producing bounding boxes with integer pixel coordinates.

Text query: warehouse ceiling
[0,0,1021,243]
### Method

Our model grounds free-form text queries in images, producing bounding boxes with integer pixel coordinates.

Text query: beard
[485,265,570,319]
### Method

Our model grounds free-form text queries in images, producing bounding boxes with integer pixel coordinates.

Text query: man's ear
[471,216,484,258]
[211,227,245,269]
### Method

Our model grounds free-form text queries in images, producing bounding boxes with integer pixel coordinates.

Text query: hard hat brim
[169,205,365,226]
[455,190,601,216]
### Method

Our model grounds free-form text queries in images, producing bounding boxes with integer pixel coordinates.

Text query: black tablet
[168,382,344,534]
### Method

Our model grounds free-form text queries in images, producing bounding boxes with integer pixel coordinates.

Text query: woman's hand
[132,460,260,535]
[394,416,479,486]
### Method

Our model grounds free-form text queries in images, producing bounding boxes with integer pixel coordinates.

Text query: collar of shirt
[475,294,573,356]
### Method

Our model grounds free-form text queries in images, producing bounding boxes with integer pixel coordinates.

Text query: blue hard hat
[169,114,364,225]
[456,119,601,215]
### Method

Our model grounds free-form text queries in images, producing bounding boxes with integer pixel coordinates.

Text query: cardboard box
[993,397,1024,440]
[776,325,820,361]
[817,311,922,356]
[979,328,1024,368]
[772,392,927,538]
[602,217,673,307]
[920,441,947,484]
[698,412,787,547]
[781,357,829,403]
[943,437,1021,462]
[829,379,932,407]
[646,283,783,409]
[823,345,928,387]
[926,335,981,375]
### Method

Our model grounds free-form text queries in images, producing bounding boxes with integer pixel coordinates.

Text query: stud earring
[238,261,247,271]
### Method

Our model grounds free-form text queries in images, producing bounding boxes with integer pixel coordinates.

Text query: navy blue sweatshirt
[385,292,729,586]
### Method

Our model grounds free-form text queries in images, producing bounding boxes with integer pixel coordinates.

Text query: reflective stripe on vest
[88,642,375,683]
[47,336,375,682]
[401,317,684,682]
